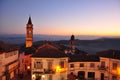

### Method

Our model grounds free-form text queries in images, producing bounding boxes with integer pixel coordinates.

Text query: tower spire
[27,16,32,24]
[26,16,33,48]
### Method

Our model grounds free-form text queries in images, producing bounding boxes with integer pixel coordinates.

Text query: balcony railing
[44,69,55,74]
[98,65,108,70]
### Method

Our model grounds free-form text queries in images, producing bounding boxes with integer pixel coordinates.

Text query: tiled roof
[19,41,60,55]
[68,54,100,62]
[31,42,68,58]
[96,49,120,60]
[0,41,17,52]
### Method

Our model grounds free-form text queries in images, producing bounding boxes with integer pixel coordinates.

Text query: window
[34,61,43,69]
[70,64,74,68]
[88,72,95,79]
[112,76,117,80]
[60,61,64,68]
[101,73,104,80]
[90,63,95,68]
[80,63,84,67]
[112,63,117,70]
[48,61,52,70]
[101,61,105,67]
[5,53,8,58]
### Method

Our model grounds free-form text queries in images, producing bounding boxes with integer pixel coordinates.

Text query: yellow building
[68,54,100,80]
[31,42,68,80]
[67,50,120,80]
[0,41,19,80]
[97,50,120,80]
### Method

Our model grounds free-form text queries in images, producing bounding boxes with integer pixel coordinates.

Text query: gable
[36,41,59,53]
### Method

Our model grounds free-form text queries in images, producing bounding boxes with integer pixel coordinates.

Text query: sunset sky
[0,0,120,37]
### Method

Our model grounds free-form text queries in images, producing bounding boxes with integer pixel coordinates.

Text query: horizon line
[0,33,120,37]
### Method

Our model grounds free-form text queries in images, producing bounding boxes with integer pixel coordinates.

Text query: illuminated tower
[26,16,33,47]
[70,35,75,51]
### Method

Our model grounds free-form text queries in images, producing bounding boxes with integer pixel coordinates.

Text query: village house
[31,42,68,80]
[0,41,19,80]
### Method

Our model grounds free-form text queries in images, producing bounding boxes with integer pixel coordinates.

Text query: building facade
[18,51,25,75]
[67,50,120,80]
[68,54,100,80]
[97,50,120,80]
[0,41,19,80]
[31,42,68,80]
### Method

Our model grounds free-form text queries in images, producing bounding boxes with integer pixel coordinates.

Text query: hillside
[0,35,120,54]
[34,38,120,54]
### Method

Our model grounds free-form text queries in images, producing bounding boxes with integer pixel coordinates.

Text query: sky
[0,0,120,37]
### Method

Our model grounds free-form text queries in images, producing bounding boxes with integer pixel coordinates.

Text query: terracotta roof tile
[31,42,68,58]
[68,54,100,62]
[96,49,120,59]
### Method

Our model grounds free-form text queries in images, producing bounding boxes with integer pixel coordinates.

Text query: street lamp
[117,67,120,75]
[55,66,61,73]
[42,74,45,80]
[32,74,36,80]
[42,74,45,78]
[27,66,30,69]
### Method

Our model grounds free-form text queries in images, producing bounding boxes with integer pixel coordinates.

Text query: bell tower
[70,35,75,51]
[26,16,33,47]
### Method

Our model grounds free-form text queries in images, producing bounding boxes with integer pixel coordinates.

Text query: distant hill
[0,34,120,54]
[75,38,120,54]
[34,38,120,54]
